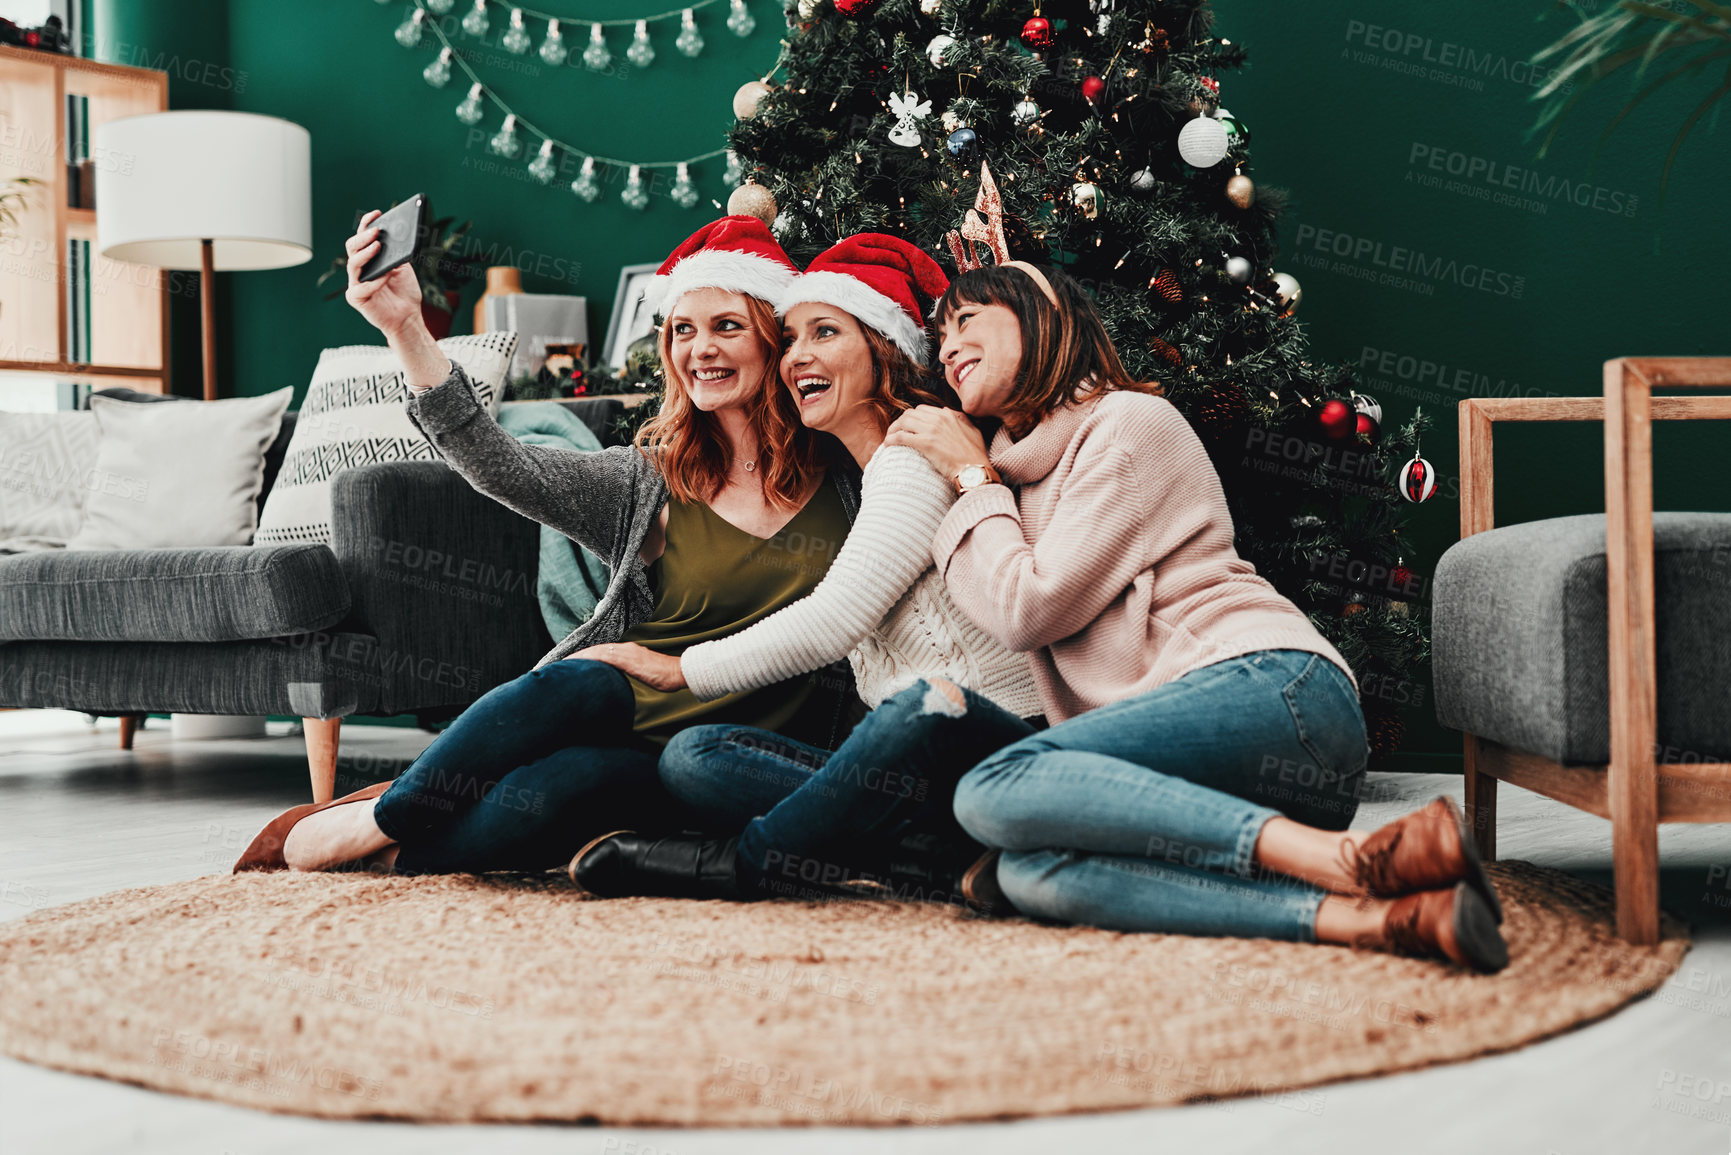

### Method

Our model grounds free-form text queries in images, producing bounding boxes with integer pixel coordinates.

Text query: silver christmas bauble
[1176,114,1229,167]
[1273,271,1302,313]
[733,80,772,119]
[1012,97,1041,126]
[1224,255,1253,284]
[1071,181,1101,220]
[1130,167,1156,192]
[927,34,957,67]
[920,0,942,13]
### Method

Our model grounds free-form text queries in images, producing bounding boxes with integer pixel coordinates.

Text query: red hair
[635,292,822,510]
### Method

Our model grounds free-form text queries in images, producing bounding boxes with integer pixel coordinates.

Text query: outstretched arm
[399,334,648,563]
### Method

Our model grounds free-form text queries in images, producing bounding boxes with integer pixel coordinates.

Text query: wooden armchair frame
[1458,357,1731,944]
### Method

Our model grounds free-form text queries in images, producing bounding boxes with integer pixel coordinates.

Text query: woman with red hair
[235,215,862,875]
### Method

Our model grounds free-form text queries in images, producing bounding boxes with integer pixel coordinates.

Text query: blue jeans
[660,679,1039,900]
[952,649,1369,942]
[373,659,700,875]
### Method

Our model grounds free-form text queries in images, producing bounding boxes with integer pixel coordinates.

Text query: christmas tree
[723,0,1433,757]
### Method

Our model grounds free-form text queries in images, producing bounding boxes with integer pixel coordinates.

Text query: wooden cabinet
[0,44,170,402]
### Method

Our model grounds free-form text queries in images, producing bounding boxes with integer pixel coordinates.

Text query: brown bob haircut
[931,264,1160,437]
[635,291,823,511]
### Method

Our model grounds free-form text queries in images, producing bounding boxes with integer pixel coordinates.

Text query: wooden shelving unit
[0,44,170,400]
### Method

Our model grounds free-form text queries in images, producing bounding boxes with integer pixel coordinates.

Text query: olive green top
[621,478,851,747]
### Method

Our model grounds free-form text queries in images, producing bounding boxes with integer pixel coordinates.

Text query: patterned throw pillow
[0,411,100,552]
[255,331,517,546]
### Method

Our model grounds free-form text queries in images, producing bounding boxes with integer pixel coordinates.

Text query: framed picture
[602,262,662,370]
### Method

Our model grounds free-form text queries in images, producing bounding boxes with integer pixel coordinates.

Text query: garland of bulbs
[390,0,766,210]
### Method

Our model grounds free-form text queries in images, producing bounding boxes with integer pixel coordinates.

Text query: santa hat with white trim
[641,215,799,319]
[776,233,950,364]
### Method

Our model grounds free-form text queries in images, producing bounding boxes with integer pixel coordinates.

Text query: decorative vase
[423,289,462,339]
[473,265,524,333]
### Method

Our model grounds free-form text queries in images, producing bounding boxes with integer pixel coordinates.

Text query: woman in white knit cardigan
[566,234,1046,903]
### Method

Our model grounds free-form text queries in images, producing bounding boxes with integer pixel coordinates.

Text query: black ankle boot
[568,831,745,900]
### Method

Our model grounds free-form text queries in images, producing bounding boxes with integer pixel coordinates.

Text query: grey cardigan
[403,357,862,672]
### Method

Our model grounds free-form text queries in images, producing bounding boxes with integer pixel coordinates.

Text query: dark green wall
[96,2,1731,761]
[1213,3,1731,766]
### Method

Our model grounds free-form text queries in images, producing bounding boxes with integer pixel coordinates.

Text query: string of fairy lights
[385,0,777,210]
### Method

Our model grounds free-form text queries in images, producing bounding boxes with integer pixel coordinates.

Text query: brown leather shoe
[232,781,392,873]
[960,850,1014,916]
[1341,796,1503,922]
[1368,882,1509,973]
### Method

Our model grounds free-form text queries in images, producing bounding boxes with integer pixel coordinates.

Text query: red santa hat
[776,233,950,363]
[642,215,799,319]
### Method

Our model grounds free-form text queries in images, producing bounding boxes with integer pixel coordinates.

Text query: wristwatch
[954,463,1001,495]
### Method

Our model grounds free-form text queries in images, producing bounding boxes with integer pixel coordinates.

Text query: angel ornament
[886,89,932,147]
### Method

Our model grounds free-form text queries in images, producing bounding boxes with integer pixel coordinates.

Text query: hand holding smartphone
[357,193,427,283]
[344,196,432,345]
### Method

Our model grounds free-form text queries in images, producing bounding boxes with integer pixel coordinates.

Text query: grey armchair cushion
[1433,512,1731,765]
[0,544,350,643]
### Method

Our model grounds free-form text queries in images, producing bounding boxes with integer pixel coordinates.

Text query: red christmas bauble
[1356,413,1378,438]
[1392,564,1415,590]
[1399,454,1437,502]
[1081,75,1106,104]
[835,0,880,15]
[1020,16,1054,49]
[1318,399,1355,440]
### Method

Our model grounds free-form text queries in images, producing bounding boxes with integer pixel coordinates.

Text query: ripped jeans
[658,679,1039,900]
[953,649,1370,942]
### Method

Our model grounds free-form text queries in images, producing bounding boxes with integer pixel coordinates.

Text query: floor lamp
[92,111,311,401]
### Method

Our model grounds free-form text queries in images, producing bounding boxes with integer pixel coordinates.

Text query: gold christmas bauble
[727,182,779,227]
[1226,173,1255,209]
[733,80,773,120]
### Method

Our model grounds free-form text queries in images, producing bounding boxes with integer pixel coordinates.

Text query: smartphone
[357,193,427,283]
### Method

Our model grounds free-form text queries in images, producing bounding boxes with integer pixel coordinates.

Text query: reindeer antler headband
[942,161,1058,307]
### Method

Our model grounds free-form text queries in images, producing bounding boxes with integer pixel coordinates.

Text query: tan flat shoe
[233,780,393,873]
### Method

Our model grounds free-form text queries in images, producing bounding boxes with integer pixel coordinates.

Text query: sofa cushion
[1432,512,1731,765]
[255,332,517,546]
[66,388,293,550]
[0,544,350,643]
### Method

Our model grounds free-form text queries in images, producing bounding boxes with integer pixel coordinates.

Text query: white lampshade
[92,111,312,271]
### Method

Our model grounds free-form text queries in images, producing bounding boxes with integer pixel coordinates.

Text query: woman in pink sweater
[885,263,1508,973]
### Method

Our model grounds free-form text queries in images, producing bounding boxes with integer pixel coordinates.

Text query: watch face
[958,465,987,489]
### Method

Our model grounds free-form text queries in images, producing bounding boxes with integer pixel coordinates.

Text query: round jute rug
[0,861,1688,1126]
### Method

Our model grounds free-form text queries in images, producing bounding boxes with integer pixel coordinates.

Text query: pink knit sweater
[932,387,1358,724]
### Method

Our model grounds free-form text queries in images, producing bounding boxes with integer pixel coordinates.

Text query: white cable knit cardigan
[681,445,1041,719]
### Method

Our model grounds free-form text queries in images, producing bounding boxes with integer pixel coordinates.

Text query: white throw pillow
[254,331,517,546]
[65,388,293,550]
[0,411,101,552]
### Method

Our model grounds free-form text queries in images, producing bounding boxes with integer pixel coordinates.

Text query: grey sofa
[0,388,633,802]
[1431,357,1731,943]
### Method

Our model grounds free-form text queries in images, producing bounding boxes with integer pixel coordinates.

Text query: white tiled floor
[1,710,1727,1155]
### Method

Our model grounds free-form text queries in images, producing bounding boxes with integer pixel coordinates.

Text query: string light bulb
[627,20,655,67]
[528,138,557,184]
[676,9,704,56]
[621,165,649,210]
[727,0,756,37]
[489,114,522,158]
[501,8,531,54]
[583,23,611,69]
[460,0,488,38]
[455,82,485,124]
[394,8,425,48]
[422,45,454,86]
[571,156,602,202]
[539,19,568,65]
[670,162,700,208]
